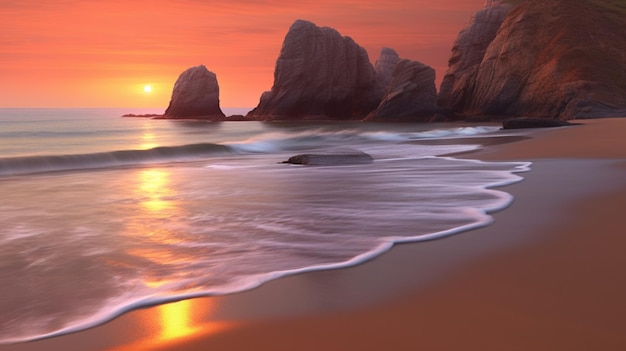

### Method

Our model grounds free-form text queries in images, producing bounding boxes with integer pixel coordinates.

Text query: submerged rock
[502,117,577,129]
[247,20,380,120]
[164,65,225,119]
[365,59,438,121]
[282,150,374,166]
[223,115,253,121]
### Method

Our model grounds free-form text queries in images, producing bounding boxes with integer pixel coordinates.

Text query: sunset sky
[1,0,486,109]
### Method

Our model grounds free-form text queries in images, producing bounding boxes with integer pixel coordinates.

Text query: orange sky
[0,0,486,109]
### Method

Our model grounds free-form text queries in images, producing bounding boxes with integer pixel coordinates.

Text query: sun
[144,85,152,93]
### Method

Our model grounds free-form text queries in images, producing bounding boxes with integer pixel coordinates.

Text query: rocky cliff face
[437,3,511,114]
[438,0,626,120]
[164,65,225,119]
[246,20,380,120]
[365,59,438,121]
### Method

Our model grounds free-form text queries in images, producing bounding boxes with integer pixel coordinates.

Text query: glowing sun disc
[144,85,152,93]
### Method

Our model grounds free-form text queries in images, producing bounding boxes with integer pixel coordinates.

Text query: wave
[4,157,531,344]
[227,126,501,153]
[363,126,501,141]
[0,126,502,176]
[0,143,232,176]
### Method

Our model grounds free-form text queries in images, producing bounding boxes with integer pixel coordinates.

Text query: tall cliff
[437,3,511,114]
[164,65,225,119]
[247,20,380,120]
[438,0,626,120]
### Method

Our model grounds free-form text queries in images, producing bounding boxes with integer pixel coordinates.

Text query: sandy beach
[2,118,625,351]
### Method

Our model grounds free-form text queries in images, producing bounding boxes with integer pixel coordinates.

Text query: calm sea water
[0,108,530,342]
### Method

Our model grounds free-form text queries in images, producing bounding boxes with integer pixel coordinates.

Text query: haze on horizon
[1,0,486,109]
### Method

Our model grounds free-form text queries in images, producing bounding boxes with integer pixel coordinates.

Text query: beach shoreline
[2,118,625,351]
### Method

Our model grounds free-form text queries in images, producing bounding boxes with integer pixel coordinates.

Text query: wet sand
[2,118,625,351]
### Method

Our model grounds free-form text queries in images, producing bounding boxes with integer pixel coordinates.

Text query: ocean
[0,108,530,343]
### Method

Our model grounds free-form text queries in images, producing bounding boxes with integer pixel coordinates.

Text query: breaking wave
[0,143,232,176]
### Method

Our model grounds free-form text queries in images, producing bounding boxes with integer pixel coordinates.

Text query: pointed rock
[164,65,225,119]
[374,47,400,89]
[247,20,380,120]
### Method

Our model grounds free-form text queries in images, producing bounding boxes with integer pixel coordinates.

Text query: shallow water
[0,108,530,342]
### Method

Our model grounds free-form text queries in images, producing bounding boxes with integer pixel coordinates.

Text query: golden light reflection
[155,299,234,346]
[109,168,238,351]
[139,169,174,213]
[140,131,158,150]
[126,167,185,270]
[111,170,235,350]
[110,299,235,351]
[159,299,197,340]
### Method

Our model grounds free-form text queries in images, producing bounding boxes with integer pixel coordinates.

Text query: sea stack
[164,65,225,119]
[246,20,380,120]
[438,0,626,120]
[365,59,438,121]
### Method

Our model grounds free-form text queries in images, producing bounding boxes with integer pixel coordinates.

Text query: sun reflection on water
[159,299,198,340]
[153,299,233,347]
[139,121,158,149]
[110,168,231,349]
[140,132,158,149]
[139,169,175,213]
[126,168,186,268]
[110,298,233,351]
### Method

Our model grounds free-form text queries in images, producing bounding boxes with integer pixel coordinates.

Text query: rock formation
[374,47,400,90]
[502,117,577,129]
[365,59,438,121]
[164,65,225,119]
[246,20,380,120]
[438,0,626,120]
[437,2,511,114]
[282,149,374,166]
